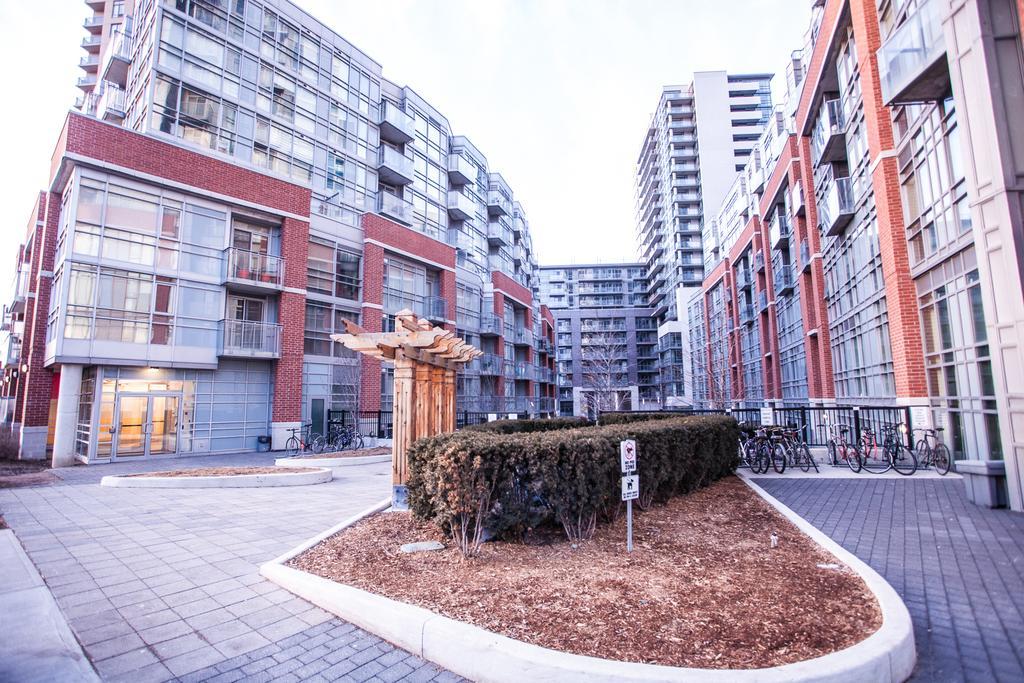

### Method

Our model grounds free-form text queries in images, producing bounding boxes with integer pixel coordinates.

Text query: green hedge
[407,415,739,555]
[461,416,592,434]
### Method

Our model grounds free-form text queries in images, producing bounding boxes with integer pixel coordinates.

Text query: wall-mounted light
[20,364,28,373]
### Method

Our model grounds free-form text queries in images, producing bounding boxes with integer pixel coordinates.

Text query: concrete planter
[956,459,1007,508]
[274,454,390,469]
[100,467,332,488]
[261,483,916,683]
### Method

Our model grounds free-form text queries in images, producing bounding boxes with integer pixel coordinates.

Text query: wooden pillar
[392,352,416,506]
[413,362,432,452]
[443,368,457,431]
[431,366,445,436]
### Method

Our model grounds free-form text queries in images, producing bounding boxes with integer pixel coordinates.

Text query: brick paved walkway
[756,477,1024,683]
[0,454,460,682]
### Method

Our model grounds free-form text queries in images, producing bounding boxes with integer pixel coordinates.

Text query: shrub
[408,415,739,556]
[462,416,592,434]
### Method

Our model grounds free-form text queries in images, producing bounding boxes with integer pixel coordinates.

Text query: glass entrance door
[113,394,180,460]
[115,395,148,458]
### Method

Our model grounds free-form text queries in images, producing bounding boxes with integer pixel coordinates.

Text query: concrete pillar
[51,365,82,467]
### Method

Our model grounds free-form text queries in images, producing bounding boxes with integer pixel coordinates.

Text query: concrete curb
[100,467,333,488]
[273,454,391,468]
[261,486,916,683]
[0,530,100,682]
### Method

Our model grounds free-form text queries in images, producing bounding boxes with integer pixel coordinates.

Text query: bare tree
[580,331,632,417]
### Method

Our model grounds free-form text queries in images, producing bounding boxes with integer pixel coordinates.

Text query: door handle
[109,427,117,434]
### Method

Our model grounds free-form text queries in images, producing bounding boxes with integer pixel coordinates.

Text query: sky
[0,0,810,294]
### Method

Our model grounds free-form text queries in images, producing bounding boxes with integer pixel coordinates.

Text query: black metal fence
[328,405,917,449]
[327,410,529,438]
[601,404,916,448]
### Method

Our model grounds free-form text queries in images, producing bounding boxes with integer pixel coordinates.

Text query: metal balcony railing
[811,98,847,165]
[378,192,413,225]
[424,296,447,322]
[219,320,281,358]
[877,0,949,105]
[480,314,503,336]
[479,354,503,375]
[377,146,414,185]
[820,175,856,237]
[224,248,284,288]
[379,101,415,143]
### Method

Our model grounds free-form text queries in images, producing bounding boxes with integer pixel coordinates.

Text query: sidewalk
[0,528,99,682]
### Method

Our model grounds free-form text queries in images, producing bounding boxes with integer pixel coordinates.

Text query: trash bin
[257,435,272,453]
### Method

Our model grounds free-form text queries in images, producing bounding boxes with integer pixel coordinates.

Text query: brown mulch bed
[126,466,309,478]
[291,476,881,669]
[0,460,58,488]
[290,446,390,459]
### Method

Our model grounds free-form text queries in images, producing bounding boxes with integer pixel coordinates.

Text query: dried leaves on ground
[126,466,308,478]
[291,446,390,459]
[0,459,57,488]
[291,476,881,669]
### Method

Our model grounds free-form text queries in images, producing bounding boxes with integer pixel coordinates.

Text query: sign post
[620,440,638,553]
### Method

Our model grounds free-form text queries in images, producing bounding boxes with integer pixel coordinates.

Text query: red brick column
[18,192,60,459]
[271,217,308,442]
[359,241,385,412]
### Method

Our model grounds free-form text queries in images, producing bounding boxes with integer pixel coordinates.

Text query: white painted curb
[274,454,390,468]
[261,484,916,683]
[100,467,332,488]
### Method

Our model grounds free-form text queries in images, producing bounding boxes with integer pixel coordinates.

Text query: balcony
[740,304,755,325]
[878,0,950,106]
[423,296,447,323]
[775,266,795,296]
[96,83,126,122]
[377,146,414,185]
[513,362,533,381]
[82,35,102,52]
[461,358,480,376]
[219,320,281,359]
[84,15,103,33]
[811,98,846,164]
[223,248,285,293]
[759,291,769,312]
[791,183,806,217]
[487,217,512,246]
[819,175,856,237]
[800,241,812,273]
[479,354,503,376]
[447,190,476,220]
[487,191,511,216]
[480,313,503,336]
[79,55,99,72]
[378,192,413,225]
[754,251,765,272]
[769,213,790,249]
[77,75,98,90]
[448,153,476,185]
[100,23,132,87]
[379,101,415,144]
[736,268,753,291]
[513,327,534,346]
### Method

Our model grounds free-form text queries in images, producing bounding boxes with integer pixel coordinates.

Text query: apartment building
[685,0,1024,510]
[634,72,773,406]
[537,264,658,416]
[0,0,556,464]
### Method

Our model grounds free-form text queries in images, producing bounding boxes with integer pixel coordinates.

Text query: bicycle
[825,423,861,472]
[741,428,778,474]
[327,423,365,452]
[284,423,325,456]
[914,427,952,475]
[859,424,917,475]
[782,423,818,473]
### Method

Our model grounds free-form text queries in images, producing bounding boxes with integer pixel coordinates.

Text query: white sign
[507,413,518,420]
[621,475,639,501]
[909,406,932,431]
[760,407,775,426]
[487,413,498,422]
[620,440,637,473]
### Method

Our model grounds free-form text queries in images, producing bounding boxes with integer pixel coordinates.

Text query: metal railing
[480,313,503,336]
[219,320,281,357]
[423,296,447,322]
[225,248,284,287]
